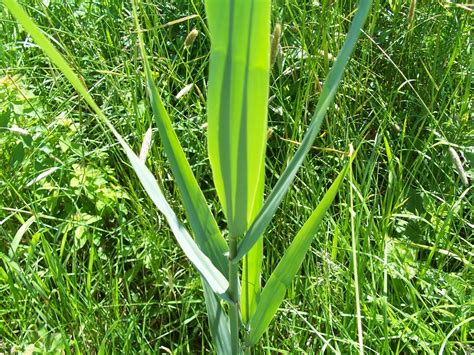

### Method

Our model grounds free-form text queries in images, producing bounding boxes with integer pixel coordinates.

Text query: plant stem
[228,234,240,354]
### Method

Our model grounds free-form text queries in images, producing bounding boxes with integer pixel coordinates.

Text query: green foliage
[0,0,472,353]
[2,0,367,351]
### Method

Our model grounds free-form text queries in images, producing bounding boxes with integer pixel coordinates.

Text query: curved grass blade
[246,153,355,346]
[132,2,228,276]
[121,147,229,295]
[206,0,271,237]
[2,0,229,296]
[235,0,372,263]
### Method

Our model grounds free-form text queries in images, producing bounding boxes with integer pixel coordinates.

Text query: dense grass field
[1,0,472,353]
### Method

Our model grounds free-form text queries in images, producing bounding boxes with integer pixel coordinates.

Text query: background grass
[1,0,472,353]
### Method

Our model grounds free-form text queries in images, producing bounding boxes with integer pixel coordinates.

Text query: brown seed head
[184,28,199,48]
[270,23,282,67]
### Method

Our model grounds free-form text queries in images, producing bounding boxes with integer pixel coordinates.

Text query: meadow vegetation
[0,0,472,353]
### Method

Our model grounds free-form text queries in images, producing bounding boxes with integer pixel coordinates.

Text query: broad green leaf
[3,0,229,296]
[205,0,271,324]
[206,0,271,237]
[235,0,372,262]
[247,153,355,346]
[132,2,228,276]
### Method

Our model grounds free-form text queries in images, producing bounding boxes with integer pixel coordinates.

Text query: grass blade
[2,0,229,295]
[205,0,271,237]
[247,153,355,346]
[124,150,229,295]
[9,216,35,257]
[235,0,372,262]
[132,2,229,276]
[203,279,232,355]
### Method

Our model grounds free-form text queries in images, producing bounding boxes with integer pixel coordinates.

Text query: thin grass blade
[9,216,36,257]
[2,0,229,295]
[235,0,372,263]
[132,2,229,275]
[247,153,355,346]
[123,148,229,295]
